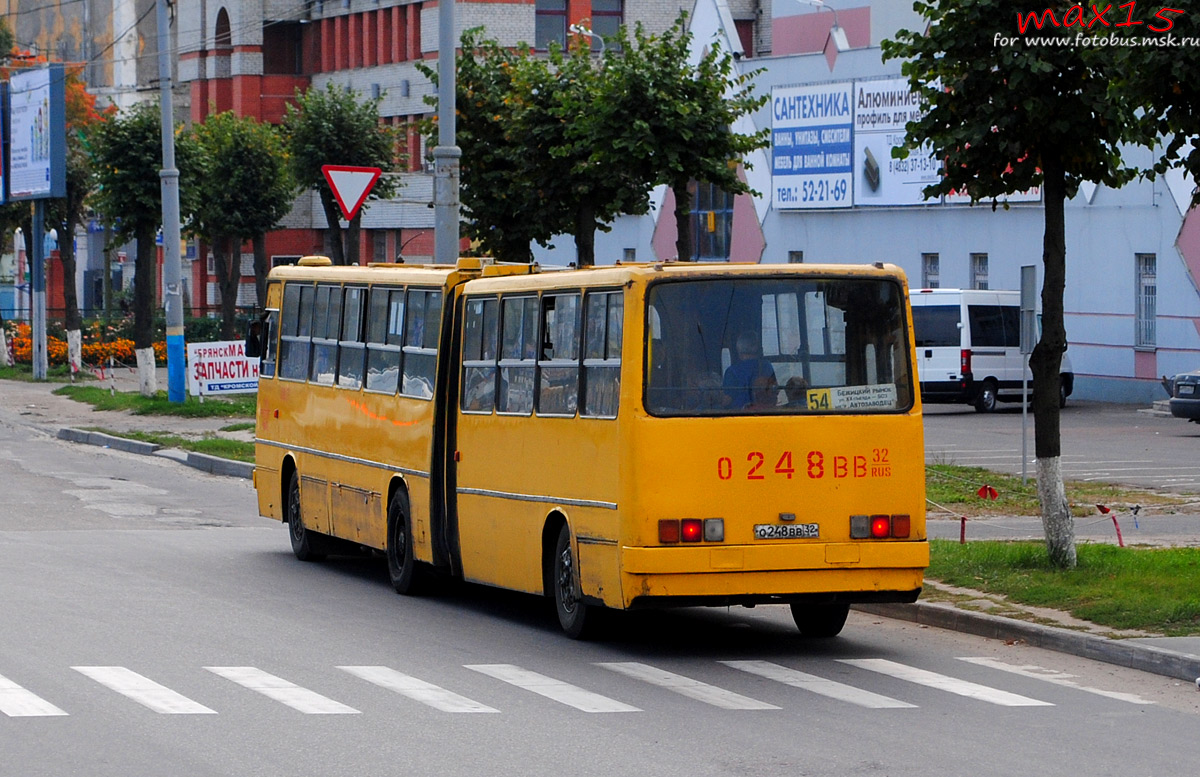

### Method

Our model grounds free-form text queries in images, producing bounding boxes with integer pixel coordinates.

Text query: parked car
[1168,369,1200,423]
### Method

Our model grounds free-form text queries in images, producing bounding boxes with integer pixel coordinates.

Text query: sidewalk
[3,370,1199,683]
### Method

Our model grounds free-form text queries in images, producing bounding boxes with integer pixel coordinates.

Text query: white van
[909,288,1073,412]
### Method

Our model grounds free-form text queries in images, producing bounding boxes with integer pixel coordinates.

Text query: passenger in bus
[723,332,776,409]
[784,376,810,407]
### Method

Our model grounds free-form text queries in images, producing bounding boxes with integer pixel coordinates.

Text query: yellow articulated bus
[249,256,927,638]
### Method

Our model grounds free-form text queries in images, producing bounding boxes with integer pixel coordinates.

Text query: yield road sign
[321,165,382,221]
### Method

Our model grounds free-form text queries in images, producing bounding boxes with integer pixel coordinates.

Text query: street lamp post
[790,0,850,52]
[569,23,606,55]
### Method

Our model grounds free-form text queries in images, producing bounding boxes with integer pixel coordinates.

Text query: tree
[281,84,399,266]
[48,64,111,371]
[882,1,1141,568]
[189,112,295,337]
[601,16,768,261]
[426,18,766,266]
[89,103,199,395]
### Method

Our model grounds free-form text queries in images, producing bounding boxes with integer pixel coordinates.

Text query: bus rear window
[645,278,913,416]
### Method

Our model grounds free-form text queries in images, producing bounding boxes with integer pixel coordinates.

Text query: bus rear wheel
[287,470,327,562]
[387,491,426,595]
[552,524,596,639]
[790,602,850,638]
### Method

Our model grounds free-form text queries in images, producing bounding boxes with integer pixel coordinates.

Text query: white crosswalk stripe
[0,673,68,717]
[72,667,217,714]
[338,666,498,713]
[205,667,359,714]
[597,662,779,710]
[722,660,916,709]
[839,659,1054,706]
[465,664,640,713]
[957,657,1154,705]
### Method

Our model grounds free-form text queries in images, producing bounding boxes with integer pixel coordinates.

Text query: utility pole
[156,0,186,402]
[433,0,461,265]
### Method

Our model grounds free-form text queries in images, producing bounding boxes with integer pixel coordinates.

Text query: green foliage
[187,112,295,242]
[90,429,256,463]
[88,102,202,246]
[0,17,14,56]
[424,16,767,265]
[928,540,1200,636]
[881,1,1138,204]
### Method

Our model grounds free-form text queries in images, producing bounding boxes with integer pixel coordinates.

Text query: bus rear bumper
[617,541,928,610]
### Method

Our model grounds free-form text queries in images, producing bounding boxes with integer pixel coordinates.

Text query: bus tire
[790,602,850,638]
[552,524,596,639]
[387,491,425,595]
[973,380,998,413]
[287,470,327,562]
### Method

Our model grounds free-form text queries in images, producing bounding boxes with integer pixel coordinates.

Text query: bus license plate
[754,523,819,540]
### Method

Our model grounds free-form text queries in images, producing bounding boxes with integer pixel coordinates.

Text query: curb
[857,601,1200,682]
[57,427,160,455]
[57,427,252,480]
[185,451,254,480]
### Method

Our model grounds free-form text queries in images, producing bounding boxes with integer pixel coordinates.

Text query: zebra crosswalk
[0,656,1154,719]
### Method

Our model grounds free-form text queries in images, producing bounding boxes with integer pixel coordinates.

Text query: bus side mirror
[245,319,263,359]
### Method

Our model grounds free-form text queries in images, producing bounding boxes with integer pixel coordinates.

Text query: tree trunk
[58,227,82,373]
[575,201,596,267]
[132,226,158,396]
[213,235,241,341]
[346,214,362,266]
[252,233,269,311]
[673,181,692,261]
[1030,158,1075,568]
[319,189,346,265]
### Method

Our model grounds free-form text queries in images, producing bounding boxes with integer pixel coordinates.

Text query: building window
[535,0,568,50]
[1136,253,1156,348]
[373,230,388,262]
[591,0,623,51]
[691,181,734,261]
[623,248,636,262]
[970,253,988,290]
[787,251,804,264]
[921,253,939,288]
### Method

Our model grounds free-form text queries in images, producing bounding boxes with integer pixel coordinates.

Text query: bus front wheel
[790,602,850,638]
[552,524,596,639]
[287,471,327,562]
[387,491,425,595]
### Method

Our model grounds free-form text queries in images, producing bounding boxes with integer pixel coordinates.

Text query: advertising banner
[771,82,854,210]
[852,78,940,206]
[8,65,66,200]
[187,341,259,396]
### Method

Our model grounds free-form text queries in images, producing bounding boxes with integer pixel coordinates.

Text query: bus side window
[461,297,499,413]
[581,291,622,418]
[537,293,580,416]
[498,296,537,415]
[338,287,366,389]
[310,284,341,386]
[365,287,403,394]
[401,289,441,399]
[279,283,313,381]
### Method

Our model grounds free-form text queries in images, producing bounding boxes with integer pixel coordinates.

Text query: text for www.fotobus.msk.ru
[994,3,1194,47]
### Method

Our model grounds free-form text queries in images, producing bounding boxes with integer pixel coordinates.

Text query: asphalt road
[924,400,1200,492]
[4,404,1200,776]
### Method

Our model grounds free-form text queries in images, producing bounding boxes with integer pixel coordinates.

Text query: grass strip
[90,428,255,463]
[52,385,256,418]
[927,463,1188,516]
[0,364,89,382]
[928,539,1200,636]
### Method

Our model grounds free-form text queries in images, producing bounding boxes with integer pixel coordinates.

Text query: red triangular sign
[321,165,382,221]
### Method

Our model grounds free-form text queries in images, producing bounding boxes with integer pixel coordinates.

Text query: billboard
[7,65,67,200]
[852,78,941,206]
[771,82,854,210]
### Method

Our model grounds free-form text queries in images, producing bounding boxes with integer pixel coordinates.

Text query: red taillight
[871,515,891,539]
[659,520,680,544]
[960,348,972,375]
[891,514,910,538]
[681,519,703,543]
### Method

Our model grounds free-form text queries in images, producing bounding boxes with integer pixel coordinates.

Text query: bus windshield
[645,277,913,416]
